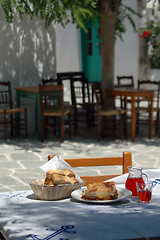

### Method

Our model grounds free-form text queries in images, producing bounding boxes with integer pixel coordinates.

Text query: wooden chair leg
[158,111,160,136]
[61,117,64,142]
[155,111,159,135]
[41,116,44,142]
[73,106,78,134]
[123,112,127,138]
[86,105,90,129]
[136,111,140,134]
[97,115,101,141]
[68,113,72,139]
[10,114,14,137]
[24,108,28,138]
[3,111,7,141]
[119,113,123,141]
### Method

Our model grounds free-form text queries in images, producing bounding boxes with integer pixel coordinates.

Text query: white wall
[114,1,139,86]
[55,24,81,72]
[0,13,56,96]
[0,13,56,134]
[55,0,139,86]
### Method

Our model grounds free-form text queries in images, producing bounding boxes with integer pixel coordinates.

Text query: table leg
[35,94,41,139]
[15,90,20,108]
[131,96,136,142]
[15,90,21,135]
[149,95,153,139]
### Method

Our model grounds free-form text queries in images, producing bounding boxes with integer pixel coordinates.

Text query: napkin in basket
[40,155,83,183]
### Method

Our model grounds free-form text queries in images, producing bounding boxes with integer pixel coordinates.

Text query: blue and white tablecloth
[0,169,160,240]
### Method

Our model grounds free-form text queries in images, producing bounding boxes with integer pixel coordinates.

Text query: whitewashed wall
[115,0,139,86]
[55,0,139,86]
[0,13,56,96]
[0,13,56,134]
[55,24,81,72]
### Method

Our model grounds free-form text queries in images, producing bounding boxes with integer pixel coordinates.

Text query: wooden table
[15,86,40,137]
[105,88,154,141]
[0,169,160,240]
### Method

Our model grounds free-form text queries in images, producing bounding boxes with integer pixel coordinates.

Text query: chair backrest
[71,77,91,105]
[0,81,13,109]
[48,152,132,185]
[42,78,61,85]
[138,80,160,109]
[57,72,85,81]
[39,84,64,113]
[92,83,104,112]
[117,75,134,88]
[57,72,86,104]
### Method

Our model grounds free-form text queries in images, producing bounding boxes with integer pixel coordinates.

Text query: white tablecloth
[0,169,160,240]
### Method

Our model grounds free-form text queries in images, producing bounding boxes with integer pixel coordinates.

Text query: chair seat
[0,81,28,140]
[0,108,25,114]
[136,107,160,113]
[39,84,72,142]
[100,109,126,116]
[43,109,71,117]
[77,102,95,107]
[93,84,127,140]
[137,80,160,136]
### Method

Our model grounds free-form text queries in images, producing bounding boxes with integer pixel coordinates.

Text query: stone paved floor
[0,126,160,192]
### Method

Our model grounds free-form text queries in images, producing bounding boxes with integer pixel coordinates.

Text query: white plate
[71,186,132,204]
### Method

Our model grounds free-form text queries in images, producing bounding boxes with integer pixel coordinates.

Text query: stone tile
[0,176,25,185]
[0,161,22,169]
[12,152,39,161]
[0,133,160,193]
[13,169,45,180]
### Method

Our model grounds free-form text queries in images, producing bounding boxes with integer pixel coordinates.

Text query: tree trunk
[137,0,149,80]
[100,0,121,94]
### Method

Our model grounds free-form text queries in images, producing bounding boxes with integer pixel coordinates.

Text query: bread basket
[30,178,85,200]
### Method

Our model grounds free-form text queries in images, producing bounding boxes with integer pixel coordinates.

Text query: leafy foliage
[146,21,160,69]
[115,3,140,40]
[0,0,98,30]
[0,0,140,38]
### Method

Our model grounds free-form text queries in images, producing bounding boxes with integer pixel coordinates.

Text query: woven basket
[30,178,85,201]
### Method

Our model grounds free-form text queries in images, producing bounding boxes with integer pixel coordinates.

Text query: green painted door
[81,19,101,83]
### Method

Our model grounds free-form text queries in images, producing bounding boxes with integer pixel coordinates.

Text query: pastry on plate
[81,181,118,200]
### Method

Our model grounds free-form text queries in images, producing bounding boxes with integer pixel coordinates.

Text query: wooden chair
[92,83,126,140]
[39,84,71,142]
[0,81,28,141]
[57,72,86,133]
[115,75,135,111]
[48,152,132,186]
[57,71,85,105]
[137,80,160,135]
[71,76,95,131]
[116,75,134,88]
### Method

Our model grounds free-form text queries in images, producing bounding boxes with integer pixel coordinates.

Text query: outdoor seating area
[0,72,160,143]
[2,1,160,240]
[1,75,160,239]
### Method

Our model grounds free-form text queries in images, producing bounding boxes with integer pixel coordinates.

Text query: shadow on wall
[0,12,56,95]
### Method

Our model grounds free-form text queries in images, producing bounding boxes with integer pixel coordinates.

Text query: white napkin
[40,155,83,183]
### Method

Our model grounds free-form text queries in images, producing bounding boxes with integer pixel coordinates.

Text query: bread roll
[64,168,75,178]
[46,169,65,177]
[44,168,78,185]
[69,176,79,184]
[51,174,72,185]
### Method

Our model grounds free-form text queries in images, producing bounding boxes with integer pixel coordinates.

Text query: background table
[105,88,154,141]
[0,169,160,240]
[15,87,41,138]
